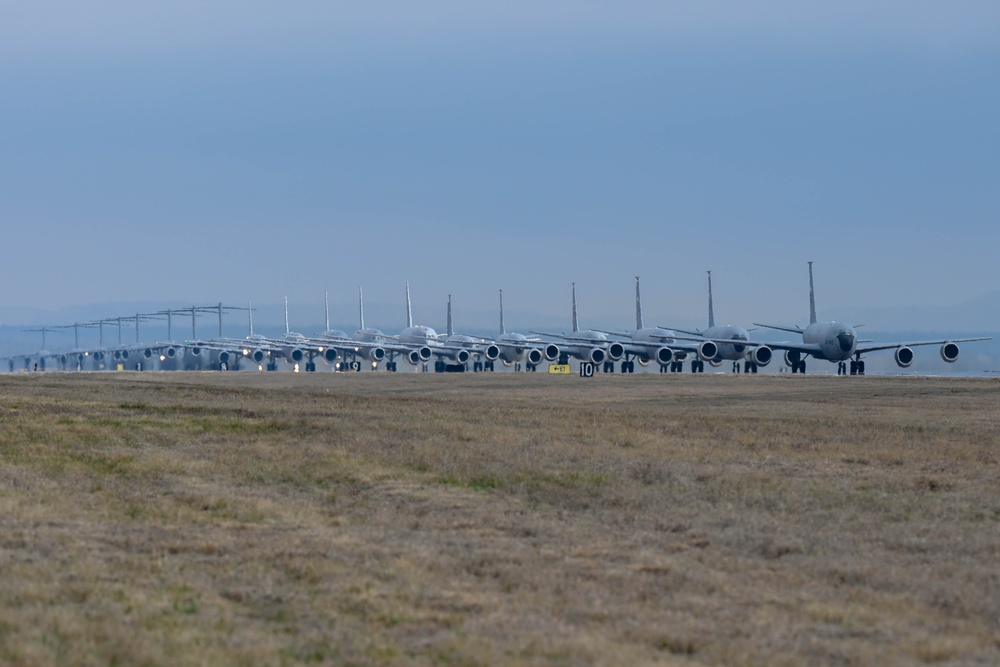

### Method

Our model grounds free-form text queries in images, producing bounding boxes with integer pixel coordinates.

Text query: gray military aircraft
[663,272,773,373]
[601,277,718,373]
[309,290,386,371]
[754,262,991,375]
[532,283,625,372]
[345,287,429,371]
[489,290,557,371]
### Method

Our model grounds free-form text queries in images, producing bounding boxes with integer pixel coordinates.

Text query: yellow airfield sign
[548,364,572,375]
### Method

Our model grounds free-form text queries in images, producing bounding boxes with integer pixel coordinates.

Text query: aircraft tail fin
[571,283,579,333]
[406,282,413,328]
[635,276,643,330]
[447,295,454,336]
[284,297,290,335]
[358,288,365,330]
[499,289,506,335]
[324,290,330,331]
[808,261,817,325]
[707,270,716,329]
[248,300,254,337]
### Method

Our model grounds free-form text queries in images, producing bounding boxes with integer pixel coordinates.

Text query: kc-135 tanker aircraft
[2,264,991,376]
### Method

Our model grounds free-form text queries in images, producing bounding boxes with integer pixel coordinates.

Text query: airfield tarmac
[1,372,998,665]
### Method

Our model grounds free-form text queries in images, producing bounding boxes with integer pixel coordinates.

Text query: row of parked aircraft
[2,264,990,376]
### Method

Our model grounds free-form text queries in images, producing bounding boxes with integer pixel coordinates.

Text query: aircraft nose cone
[837,331,855,352]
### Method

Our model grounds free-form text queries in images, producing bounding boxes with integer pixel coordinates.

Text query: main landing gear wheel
[603,361,615,373]
[790,360,806,374]
[745,361,758,374]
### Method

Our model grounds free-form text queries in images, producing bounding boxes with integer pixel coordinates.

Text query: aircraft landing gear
[603,361,615,373]
[790,360,806,374]
[620,361,635,373]
[745,361,757,373]
[849,359,865,376]
[386,361,397,372]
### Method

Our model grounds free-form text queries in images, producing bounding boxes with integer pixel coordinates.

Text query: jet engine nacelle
[219,350,234,365]
[407,349,423,365]
[707,357,724,367]
[655,347,674,367]
[748,345,773,367]
[189,347,203,358]
[607,342,625,361]
[93,351,104,361]
[484,345,501,362]
[163,346,180,359]
[245,348,266,363]
[940,342,960,363]
[543,344,560,361]
[526,349,543,365]
[322,348,339,364]
[143,348,155,359]
[114,349,130,361]
[697,341,718,362]
[784,350,801,367]
[586,347,606,365]
[363,346,387,363]
[285,348,305,364]
[894,346,914,368]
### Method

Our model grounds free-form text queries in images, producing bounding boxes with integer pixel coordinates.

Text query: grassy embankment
[1,372,998,666]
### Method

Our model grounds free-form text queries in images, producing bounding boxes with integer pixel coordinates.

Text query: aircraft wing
[623,338,706,354]
[752,323,805,335]
[529,331,610,345]
[593,329,632,338]
[857,337,992,355]
[657,326,703,337]
[755,340,824,355]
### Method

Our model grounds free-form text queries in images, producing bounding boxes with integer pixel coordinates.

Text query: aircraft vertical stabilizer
[572,283,579,333]
[284,297,290,335]
[447,295,454,336]
[358,288,365,329]
[635,276,644,330]
[707,271,716,329]
[324,290,330,331]
[406,282,413,328]
[808,261,817,325]
[499,289,506,335]
[248,300,255,337]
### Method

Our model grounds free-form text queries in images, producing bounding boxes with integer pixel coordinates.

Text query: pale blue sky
[1,1,998,329]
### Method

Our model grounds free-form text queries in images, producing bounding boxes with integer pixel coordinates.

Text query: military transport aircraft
[753,262,991,375]
[662,272,773,373]
[600,277,718,373]
[532,283,625,372]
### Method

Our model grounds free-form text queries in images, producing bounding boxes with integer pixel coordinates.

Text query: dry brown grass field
[1,372,999,666]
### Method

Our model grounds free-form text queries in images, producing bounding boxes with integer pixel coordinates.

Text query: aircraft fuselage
[703,325,750,361]
[802,321,857,362]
